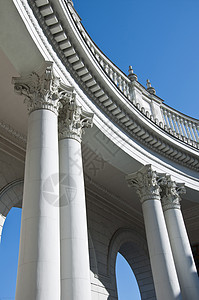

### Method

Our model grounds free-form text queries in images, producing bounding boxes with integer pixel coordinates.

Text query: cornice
[0,121,26,163]
[22,0,199,171]
[0,120,26,144]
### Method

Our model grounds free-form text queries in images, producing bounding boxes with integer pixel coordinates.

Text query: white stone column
[126,165,182,300]
[58,93,93,300]
[13,62,63,300]
[161,177,199,300]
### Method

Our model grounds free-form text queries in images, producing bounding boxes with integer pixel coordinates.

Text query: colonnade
[13,62,93,300]
[126,165,199,300]
[12,62,199,300]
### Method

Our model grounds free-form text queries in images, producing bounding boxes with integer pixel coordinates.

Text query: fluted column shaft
[13,62,61,300]
[162,178,199,300]
[126,165,182,300]
[59,94,93,300]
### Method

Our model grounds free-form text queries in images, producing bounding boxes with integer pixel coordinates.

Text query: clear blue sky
[0,0,199,299]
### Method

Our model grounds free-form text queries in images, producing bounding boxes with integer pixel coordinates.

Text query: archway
[116,252,141,300]
[0,207,21,299]
[108,228,156,300]
[0,179,23,298]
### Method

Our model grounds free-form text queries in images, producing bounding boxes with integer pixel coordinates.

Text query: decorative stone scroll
[58,93,93,142]
[12,61,65,115]
[126,164,166,203]
[161,175,186,211]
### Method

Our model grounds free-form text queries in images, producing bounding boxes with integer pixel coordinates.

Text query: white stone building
[0,1,199,299]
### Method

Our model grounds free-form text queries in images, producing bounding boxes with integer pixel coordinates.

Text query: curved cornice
[0,120,26,144]
[17,0,199,171]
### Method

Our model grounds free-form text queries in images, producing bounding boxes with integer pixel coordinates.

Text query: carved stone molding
[12,62,64,115]
[126,165,165,203]
[58,94,93,142]
[0,120,26,144]
[161,176,186,211]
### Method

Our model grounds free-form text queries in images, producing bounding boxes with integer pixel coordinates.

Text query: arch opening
[0,207,21,299]
[116,252,141,300]
[108,229,157,300]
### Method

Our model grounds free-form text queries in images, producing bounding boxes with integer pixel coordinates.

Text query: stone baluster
[126,165,181,300]
[109,67,113,80]
[105,63,109,74]
[100,58,104,68]
[168,112,175,132]
[189,121,196,141]
[163,109,170,129]
[161,177,199,300]
[125,80,128,96]
[192,123,199,142]
[122,79,127,95]
[176,116,184,136]
[13,62,61,300]
[184,120,192,140]
[126,83,130,99]
[58,94,93,300]
[118,75,122,90]
[95,53,100,61]
[160,107,165,123]
[113,71,118,85]
[172,113,180,134]
[197,125,199,139]
[180,118,187,138]
[86,39,90,47]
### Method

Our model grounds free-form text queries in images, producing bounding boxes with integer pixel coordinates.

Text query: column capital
[126,164,166,203]
[161,176,186,211]
[58,94,93,142]
[12,61,65,115]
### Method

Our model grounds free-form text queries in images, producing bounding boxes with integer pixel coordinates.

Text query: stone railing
[161,104,199,144]
[85,37,131,98]
[66,1,199,148]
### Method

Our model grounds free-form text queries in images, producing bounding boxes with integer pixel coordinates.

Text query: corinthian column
[161,177,199,300]
[13,62,62,300]
[126,165,182,300]
[58,92,93,300]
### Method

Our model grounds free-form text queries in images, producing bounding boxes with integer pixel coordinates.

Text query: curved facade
[0,1,199,299]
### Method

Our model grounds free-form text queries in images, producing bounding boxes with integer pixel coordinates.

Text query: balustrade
[161,106,199,143]
[73,10,199,146]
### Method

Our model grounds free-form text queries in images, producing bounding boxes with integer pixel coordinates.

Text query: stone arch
[0,179,23,242]
[108,228,156,300]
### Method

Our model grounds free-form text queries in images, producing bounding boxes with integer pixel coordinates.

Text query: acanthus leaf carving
[58,92,93,142]
[12,62,64,115]
[160,175,186,211]
[126,164,164,203]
